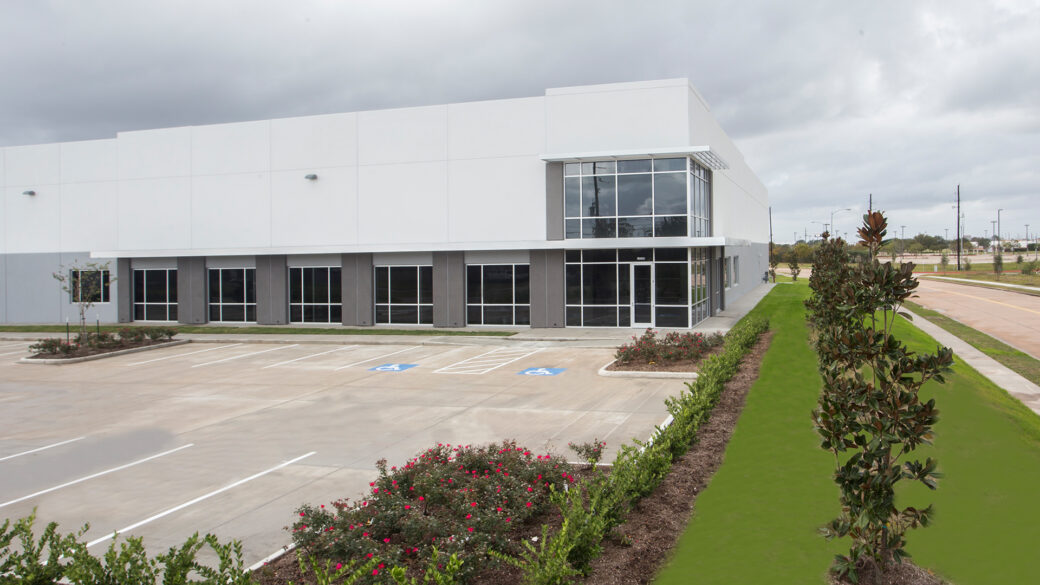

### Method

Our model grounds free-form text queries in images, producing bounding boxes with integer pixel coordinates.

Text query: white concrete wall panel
[117,178,192,250]
[191,120,270,176]
[271,167,358,247]
[3,143,61,187]
[61,139,117,183]
[118,127,191,180]
[447,157,545,242]
[358,162,448,244]
[60,182,119,251]
[190,173,271,249]
[545,83,689,153]
[5,185,61,253]
[358,105,447,165]
[0,149,5,255]
[270,113,358,170]
[687,87,768,243]
[447,98,545,159]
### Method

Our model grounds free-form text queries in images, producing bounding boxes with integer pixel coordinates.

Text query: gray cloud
[1,0,1037,241]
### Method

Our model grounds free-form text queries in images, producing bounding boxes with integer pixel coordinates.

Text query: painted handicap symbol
[518,367,565,376]
[370,363,418,372]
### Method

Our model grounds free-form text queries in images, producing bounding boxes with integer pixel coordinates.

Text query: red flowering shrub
[291,440,573,583]
[614,328,724,364]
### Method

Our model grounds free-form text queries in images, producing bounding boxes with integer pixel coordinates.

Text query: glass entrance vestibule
[565,247,714,328]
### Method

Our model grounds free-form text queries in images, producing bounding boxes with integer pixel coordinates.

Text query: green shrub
[28,338,77,356]
[291,441,572,583]
[1022,260,1038,276]
[614,329,723,364]
[118,326,147,343]
[0,511,84,584]
[567,439,606,468]
[144,326,177,341]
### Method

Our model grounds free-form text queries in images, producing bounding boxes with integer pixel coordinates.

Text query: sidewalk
[0,284,775,349]
[920,275,1040,293]
[903,309,1040,416]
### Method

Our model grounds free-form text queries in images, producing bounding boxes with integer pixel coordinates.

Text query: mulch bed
[603,346,723,373]
[252,330,943,585]
[26,338,174,359]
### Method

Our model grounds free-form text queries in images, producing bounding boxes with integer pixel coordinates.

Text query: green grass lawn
[0,324,514,337]
[655,282,1040,584]
[924,272,1040,288]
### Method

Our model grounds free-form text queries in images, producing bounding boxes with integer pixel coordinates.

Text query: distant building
[1,79,768,328]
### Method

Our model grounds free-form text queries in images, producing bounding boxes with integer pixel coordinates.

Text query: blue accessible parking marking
[369,363,419,372]
[518,367,565,376]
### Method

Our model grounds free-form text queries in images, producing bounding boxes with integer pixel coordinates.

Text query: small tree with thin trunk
[787,251,801,281]
[807,212,954,582]
[994,254,1004,276]
[769,242,780,283]
[53,261,114,339]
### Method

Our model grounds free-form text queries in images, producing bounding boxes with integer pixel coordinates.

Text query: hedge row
[504,315,770,584]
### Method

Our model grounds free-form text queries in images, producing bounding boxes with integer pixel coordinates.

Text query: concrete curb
[597,359,700,380]
[901,309,1040,415]
[18,339,189,365]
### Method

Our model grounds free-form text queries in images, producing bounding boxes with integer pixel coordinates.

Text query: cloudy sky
[2,0,1037,243]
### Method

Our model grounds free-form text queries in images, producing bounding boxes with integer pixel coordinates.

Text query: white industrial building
[0,78,768,328]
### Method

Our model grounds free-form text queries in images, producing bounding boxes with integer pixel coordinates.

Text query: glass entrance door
[631,263,653,327]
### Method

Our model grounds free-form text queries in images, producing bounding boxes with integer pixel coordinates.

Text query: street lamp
[830,207,852,238]
[900,225,907,259]
[991,221,998,254]
[998,208,1004,253]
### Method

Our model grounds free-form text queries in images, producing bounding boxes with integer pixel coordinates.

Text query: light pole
[991,221,998,254]
[998,208,1004,254]
[830,207,852,238]
[900,225,907,259]
[945,228,949,243]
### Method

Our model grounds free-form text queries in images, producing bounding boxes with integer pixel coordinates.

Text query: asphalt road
[912,279,1040,359]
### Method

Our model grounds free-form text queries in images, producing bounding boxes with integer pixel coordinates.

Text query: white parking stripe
[0,437,86,463]
[334,346,420,370]
[262,345,356,369]
[127,344,243,366]
[86,451,316,548]
[0,349,29,357]
[0,444,194,509]
[434,348,542,375]
[0,343,30,350]
[191,345,297,368]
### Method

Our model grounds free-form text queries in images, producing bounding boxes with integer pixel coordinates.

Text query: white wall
[686,86,769,243]
[4,79,767,256]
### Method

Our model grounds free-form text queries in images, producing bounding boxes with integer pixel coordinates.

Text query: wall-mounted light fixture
[22,190,36,196]
[304,174,318,181]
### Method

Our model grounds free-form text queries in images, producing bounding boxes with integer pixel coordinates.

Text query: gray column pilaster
[433,251,465,327]
[342,253,373,326]
[116,258,131,323]
[176,257,208,324]
[529,249,565,328]
[256,255,288,325]
[545,162,564,241]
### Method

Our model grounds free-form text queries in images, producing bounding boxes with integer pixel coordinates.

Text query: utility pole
[991,221,997,253]
[868,193,872,213]
[956,185,962,270]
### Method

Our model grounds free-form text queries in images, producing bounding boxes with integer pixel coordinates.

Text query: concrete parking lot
[0,339,690,565]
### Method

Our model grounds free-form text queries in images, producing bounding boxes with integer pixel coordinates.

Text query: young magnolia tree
[806,213,954,582]
[53,260,114,339]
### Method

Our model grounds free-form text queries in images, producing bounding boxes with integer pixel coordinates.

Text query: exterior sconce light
[23,190,36,196]
[304,174,318,181]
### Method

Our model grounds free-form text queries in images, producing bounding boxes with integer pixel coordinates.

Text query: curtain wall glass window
[690,248,710,325]
[374,266,433,325]
[289,267,342,323]
[208,268,256,322]
[71,269,110,303]
[563,158,695,239]
[133,269,178,321]
[689,162,711,237]
[564,248,712,328]
[465,264,530,325]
